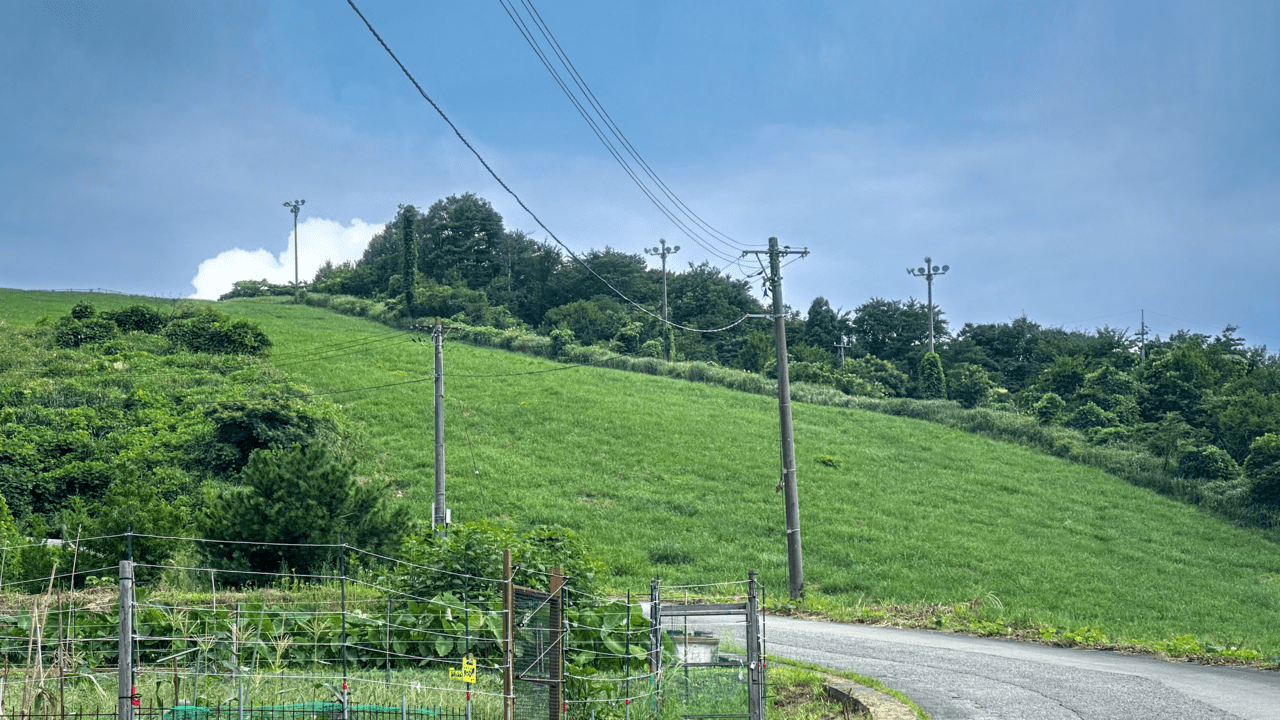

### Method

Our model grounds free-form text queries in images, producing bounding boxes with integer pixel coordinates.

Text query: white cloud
[189,217,383,299]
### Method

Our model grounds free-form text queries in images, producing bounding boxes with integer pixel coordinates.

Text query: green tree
[842,355,911,397]
[420,193,509,289]
[917,352,947,399]
[738,331,773,373]
[851,297,941,364]
[1245,433,1280,508]
[1065,401,1119,432]
[800,297,849,361]
[200,443,408,578]
[948,363,994,409]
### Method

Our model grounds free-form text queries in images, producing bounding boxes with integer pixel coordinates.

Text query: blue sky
[3,0,1278,348]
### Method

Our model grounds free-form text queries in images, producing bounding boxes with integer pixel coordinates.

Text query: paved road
[751,617,1280,719]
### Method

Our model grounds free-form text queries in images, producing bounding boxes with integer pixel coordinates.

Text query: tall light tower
[907,256,949,353]
[283,199,305,286]
[645,238,679,361]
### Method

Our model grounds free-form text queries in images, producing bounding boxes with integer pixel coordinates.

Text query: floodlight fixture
[905,255,952,353]
[283,199,306,285]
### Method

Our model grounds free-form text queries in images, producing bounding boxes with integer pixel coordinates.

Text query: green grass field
[4,290,1279,661]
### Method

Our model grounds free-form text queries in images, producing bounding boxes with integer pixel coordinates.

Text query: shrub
[101,304,167,333]
[201,398,333,475]
[1177,445,1241,482]
[949,363,994,409]
[1065,401,1118,431]
[53,316,118,348]
[1033,392,1066,424]
[163,306,272,355]
[389,520,607,604]
[1245,433,1280,508]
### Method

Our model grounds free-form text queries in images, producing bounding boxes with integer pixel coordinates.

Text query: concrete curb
[823,682,918,720]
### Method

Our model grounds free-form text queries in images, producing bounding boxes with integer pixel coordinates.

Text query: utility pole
[283,199,305,286]
[1139,309,1147,360]
[645,239,680,361]
[117,560,135,720]
[743,237,808,600]
[907,256,949,353]
[433,318,448,534]
[834,335,853,367]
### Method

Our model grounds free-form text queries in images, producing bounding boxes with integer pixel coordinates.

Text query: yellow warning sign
[449,656,477,684]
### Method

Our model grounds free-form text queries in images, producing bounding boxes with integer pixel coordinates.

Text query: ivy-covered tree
[917,351,947,400]
[401,204,417,315]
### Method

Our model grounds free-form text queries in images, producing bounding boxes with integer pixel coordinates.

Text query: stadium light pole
[645,238,680,361]
[283,199,306,286]
[907,256,949,353]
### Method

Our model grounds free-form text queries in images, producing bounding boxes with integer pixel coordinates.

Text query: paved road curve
[756,617,1280,719]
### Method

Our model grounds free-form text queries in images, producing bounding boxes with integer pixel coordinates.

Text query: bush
[201,398,334,475]
[163,306,272,355]
[843,356,911,397]
[53,316,119,348]
[1245,433,1280,508]
[1033,392,1066,424]
[949,363,994,409]
[70,301,97,319]
[101,304,167,333]
[1065,401,1118,432]
[389,520,607,604]
[1177,445,1241,482]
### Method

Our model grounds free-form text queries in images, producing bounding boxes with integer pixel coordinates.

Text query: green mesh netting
[163,703,446,720]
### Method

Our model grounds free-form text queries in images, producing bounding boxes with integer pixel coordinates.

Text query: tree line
[224,192,1280,523]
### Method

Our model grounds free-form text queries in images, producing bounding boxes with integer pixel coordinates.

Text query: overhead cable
[345,0,751,334]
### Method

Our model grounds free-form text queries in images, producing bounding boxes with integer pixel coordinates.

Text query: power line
[499,0,735,263]
[344,0,751,335]
[502,0,751,259]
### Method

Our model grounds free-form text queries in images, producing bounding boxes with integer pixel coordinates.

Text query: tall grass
[6,291,1280,661]
[271,292,1269,531]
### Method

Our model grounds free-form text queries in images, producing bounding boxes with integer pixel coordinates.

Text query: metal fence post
[649,578,661,718]
[503,550,514,720]
[118,560,134,720]
[746,571,762,720]
[549,568,564,720]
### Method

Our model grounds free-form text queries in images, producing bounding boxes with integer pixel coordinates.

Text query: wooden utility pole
[743,237,808,600]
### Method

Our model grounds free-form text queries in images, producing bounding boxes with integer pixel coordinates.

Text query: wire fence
[0,536,762,720]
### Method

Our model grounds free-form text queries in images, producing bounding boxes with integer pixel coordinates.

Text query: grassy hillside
[4,290,1279,660]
